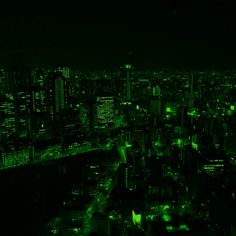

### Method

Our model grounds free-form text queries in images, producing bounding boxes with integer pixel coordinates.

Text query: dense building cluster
[0,62,236,235]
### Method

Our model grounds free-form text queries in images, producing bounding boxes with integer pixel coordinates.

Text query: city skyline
[0,64,236,235]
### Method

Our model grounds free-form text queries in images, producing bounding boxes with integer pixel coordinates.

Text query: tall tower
[46,71,66,120]
[123,64,133,101]
[120,64,133,143]
[55,76,65,113]
[121,64,133,101]
[45,71,68,141]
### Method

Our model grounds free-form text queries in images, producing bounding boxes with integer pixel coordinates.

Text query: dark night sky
[0,0,236,69]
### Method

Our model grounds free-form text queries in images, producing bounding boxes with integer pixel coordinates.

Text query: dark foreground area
[0,163,67,235]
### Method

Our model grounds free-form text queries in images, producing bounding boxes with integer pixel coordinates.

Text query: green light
[173,138,184,147]
[163,205,170,210]
[180,224,190,231]
[162,214,172,222]
[166,225,174,232]
[153,140,161,148]
[136,105,140,110]
[125,141,132,148]
[118,146,126,162]
[132,210,142,225]
[121,101,132,105]
[230,105,235,111]
[187,108,199,117]
[191,142,198,150]
[166,107,172,113]
[125,64,132,69]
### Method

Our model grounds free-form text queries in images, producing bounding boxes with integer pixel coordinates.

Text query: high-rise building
[46,71,67,120]
[117,162,129,190]
[95,96,115,129]
[32,69,47,113]
[31,69,49,140]
[121,64,133,101]
[0,61,35,167]
[57,66,70,79]
[6,59,33,92]
[45,71,69,139]
[55,76,65,113]
[0,68,6,95]
[5,60,33,140]
[0,95,16,141]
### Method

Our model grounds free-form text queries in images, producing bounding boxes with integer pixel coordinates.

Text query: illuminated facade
[46,71,67,120]
[0,97,16,140]
[4,62,33,139]
[121,64,133,100]
[95,96,115,129]
[0,63,34,167]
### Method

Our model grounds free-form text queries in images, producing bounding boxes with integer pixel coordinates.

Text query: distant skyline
[0,0,236,69]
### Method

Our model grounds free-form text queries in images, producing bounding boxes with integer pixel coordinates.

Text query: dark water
[0,150,117,236]
[0,163,68,235]
[0,151,114,236]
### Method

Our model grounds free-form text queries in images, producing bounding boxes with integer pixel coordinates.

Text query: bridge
[0,141,113,170]
[0,121,136,170]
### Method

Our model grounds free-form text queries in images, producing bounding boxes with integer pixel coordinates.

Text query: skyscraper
[95,96,115,129]
[46,71,66,120]
[93,78,115,130]
[31,69,49,141]
[5,60,33,139]
[0,60,34,167]
[55,76,65,113]
[121,64,133,101]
